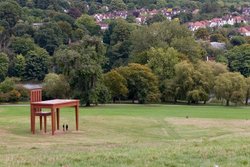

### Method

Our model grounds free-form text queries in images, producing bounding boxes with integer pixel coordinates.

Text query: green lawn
[0,104,250,167]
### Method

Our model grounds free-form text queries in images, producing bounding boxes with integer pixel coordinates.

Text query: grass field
[1,104,250,167]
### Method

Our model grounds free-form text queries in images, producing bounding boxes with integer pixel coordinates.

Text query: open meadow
[1,104,250,167]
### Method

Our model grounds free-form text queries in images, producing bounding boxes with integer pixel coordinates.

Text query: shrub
[0,77,16,93]
[8,90,21,102]
[15,85,29,101]
[43,73,70,99]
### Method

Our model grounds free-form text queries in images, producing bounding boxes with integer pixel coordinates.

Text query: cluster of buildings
[93,8,182,30]
[188,7,250,36]
[187,15,249,31]
[238,26,250,36]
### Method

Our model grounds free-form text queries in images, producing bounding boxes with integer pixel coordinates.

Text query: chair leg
[44,116,47,133]
[33,111,36,134]
[39,116,42,130]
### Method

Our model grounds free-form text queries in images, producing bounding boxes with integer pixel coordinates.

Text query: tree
[165,60,216,104]
[226,44,250,77]
[54,48,81,76]
[230,36,246,46]
[76,14,101,35]
[147,47,180,80]
[0,77,16,93]
[54,37,106,106]
[24,47,50,80]
[116,63,160,103]
[110,0,127,11]
[0,1,21,28]
[104,19,135,69]
[43,73,70,99]
[53,13,75,26]
[131,21,192,55]
[210,33,228,43]
[13,23,34,37]
[34,23,64,55]
[103,70,128,102]
[130,21,203,62]
[0,52,9,81]
[206,61,228,76]
[146,14,166,25]
[33,0,50,9]
[12,54,26,78]
[195,28,209,40]
[156,0,167,8]
[10,36,36,55]
[57,21,73,44]
[173,12,193,24]
[245,77,250,105]
[173,61,195,102]
[170,37,204,61]
[0,1,21,52]
[214,72,246,106]
[68,8,82,19]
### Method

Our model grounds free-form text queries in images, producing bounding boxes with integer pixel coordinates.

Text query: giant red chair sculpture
[30,89,51,133]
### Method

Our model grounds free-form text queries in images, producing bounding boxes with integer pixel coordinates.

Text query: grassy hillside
[1,104,250,166]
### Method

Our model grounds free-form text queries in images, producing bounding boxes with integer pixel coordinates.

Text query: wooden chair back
[30,89,42,103]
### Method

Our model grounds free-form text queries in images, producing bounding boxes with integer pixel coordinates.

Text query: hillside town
[93,6,250,36]
[93,7,182,30]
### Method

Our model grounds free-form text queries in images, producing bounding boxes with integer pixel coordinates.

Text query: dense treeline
[0,0,249,106]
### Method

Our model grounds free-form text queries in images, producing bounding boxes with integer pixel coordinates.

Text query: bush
[8,90,21,102]
[15,85,29,101]
[230,36,246,46]
[0,90,21,102]
[0,93,10,102]
[43,73,70,99]
[0,77,16,93]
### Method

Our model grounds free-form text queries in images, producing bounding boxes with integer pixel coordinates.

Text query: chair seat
[35,111,51,116]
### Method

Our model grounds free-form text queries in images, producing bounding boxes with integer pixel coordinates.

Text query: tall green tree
[10,36,36,55]
[54,37,106,106]
[245,77,250,105]
[24,47,50,80]
[0,1,21,28]
[110,0,127,11]
[226,44,250,77]
[0,52,9,81]
[12,54,26,78]
[147,47,180,80]
[195,28,209,40]
[131,21,203,62]
[0,1,21,52]
[173,61,195,102]
[34,23,64,55]
[76,14,101,36]
[116,63,160,103]
[104,19,135,69]
[103,70,128,103]
[214,72,246,106]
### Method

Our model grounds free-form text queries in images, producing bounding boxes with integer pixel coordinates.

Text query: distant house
[188,21,207,31]
[135,16,146,24]
[233,16,247,24]
[238,26,250,36]
[32,23,44,29]
[98,23,109,30]
[242,7,250,15]
[210,42,226,49]
[209,18,223,27]
[187,14,249,31]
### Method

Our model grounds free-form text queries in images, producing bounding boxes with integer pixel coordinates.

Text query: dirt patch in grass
[165,117,250,129]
